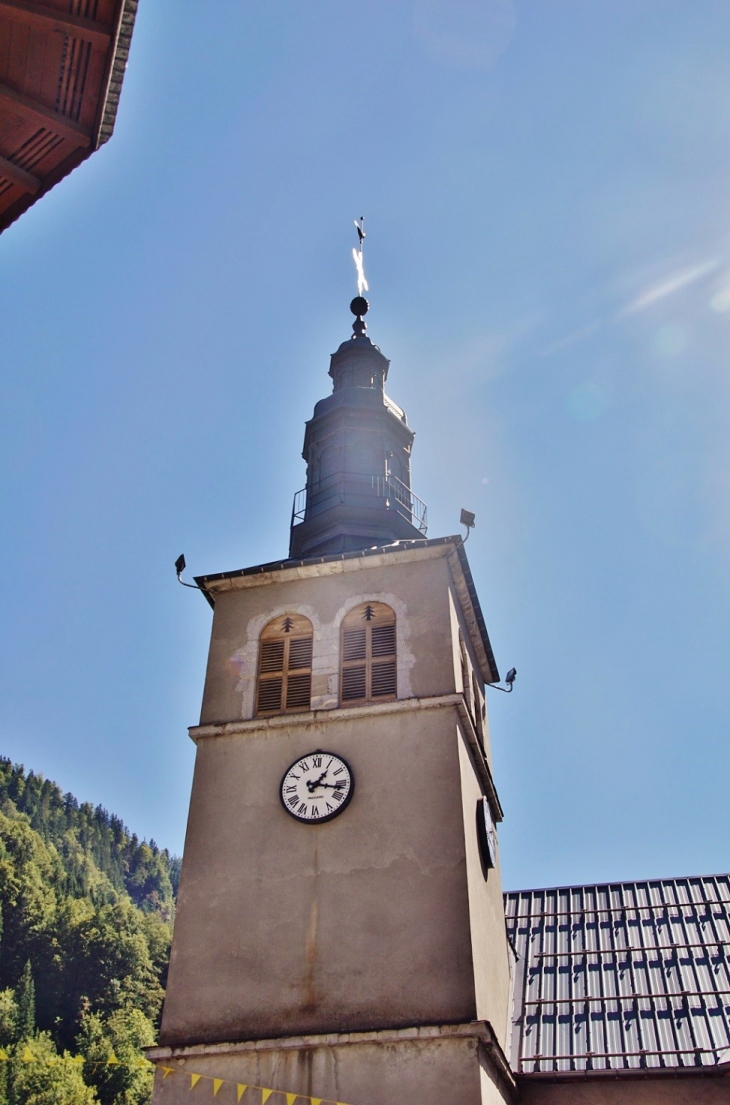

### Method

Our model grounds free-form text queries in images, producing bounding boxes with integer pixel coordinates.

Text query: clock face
[476,796,497,877]
[280,751,354,824]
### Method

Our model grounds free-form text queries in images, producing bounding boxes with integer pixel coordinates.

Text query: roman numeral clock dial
[280,751,354,824]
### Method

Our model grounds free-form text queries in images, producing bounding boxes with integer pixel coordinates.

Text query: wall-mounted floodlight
[175,553,201,591]
[488,667,517,694]
[460,508,476,541]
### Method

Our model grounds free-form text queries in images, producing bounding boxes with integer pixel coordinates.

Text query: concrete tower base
[148,1021,515,1105]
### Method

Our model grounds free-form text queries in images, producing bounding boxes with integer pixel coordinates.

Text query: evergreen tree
[0,760,178,919]
[15,962,34,1041]
[0,757,176,1102]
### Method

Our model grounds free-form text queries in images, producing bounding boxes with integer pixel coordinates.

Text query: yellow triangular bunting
[21,1047,34,1062]
[191,1073,202,1088]
[162,1066,175,1079]
[261,1091,273,1104]
[0,1049,8,1061]
[310,1099,322,1105]
[285,1094,297,1105]
[237,1085,248,1102]
[107,1051,120,1066]
[213,1079,224,1097]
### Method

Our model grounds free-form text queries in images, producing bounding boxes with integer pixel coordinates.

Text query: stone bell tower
[149,287,515,1105]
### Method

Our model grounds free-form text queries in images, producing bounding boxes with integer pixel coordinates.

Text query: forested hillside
[0,759,178,1104]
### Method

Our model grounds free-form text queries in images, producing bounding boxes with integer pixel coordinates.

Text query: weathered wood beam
[0,0,112,47]
[0,83,91,146]
[0,152,39,193]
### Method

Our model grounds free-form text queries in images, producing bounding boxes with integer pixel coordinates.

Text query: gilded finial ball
[350,296,369,318]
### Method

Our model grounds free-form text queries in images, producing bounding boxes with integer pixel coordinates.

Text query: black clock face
[280,751,354,824]
[476,796,497,877]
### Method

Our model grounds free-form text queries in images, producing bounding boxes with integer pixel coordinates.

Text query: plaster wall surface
[162,543,510,1093]
[161,706,478,1046]
[150,1030,504,1105]
[519,1074,730,1105]
[457,733,512,1041]
[198,551,457,724]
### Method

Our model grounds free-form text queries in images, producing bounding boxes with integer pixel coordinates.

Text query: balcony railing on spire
[291,471,427,536]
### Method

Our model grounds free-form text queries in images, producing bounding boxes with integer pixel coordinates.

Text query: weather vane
[352,216,369,296]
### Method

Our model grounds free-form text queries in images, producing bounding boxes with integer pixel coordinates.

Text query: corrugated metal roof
[505,874,730,1075]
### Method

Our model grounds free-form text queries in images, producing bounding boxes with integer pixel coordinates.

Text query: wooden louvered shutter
[285,634,313,710]
[257,638,285,713]
[341,623,367,701]
[341,602,396,704]
[256,614,313,716]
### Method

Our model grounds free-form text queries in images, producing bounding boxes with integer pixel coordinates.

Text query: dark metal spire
[287,223,427,559]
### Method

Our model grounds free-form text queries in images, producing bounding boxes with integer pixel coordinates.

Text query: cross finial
[352,217,368,297]
[350,218,370,336]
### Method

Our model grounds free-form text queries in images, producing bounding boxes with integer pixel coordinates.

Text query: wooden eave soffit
[0,0,112,47]
[0,83,91,147]
[0,153,38,192]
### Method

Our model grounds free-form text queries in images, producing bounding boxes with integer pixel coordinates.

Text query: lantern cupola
[289,297,427,558]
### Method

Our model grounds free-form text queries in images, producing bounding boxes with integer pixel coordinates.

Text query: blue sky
[2,0,730,890]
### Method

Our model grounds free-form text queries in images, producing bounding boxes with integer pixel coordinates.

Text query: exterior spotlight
[175,553,200,591]
[488,667,517,694]
[460,508,476,541]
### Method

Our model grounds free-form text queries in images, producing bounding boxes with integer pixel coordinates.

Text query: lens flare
[352,247,369,296]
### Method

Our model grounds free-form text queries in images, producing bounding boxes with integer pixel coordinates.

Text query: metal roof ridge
[504,870,730,899]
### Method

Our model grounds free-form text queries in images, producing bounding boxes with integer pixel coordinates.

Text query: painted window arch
[256,613,313,716]
[340,602,397,704]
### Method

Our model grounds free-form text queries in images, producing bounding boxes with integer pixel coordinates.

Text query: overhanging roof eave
[193,535,499,682]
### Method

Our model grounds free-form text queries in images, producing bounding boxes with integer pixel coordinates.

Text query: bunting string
[0,1047,353,1104]
[155,1062,352,1104]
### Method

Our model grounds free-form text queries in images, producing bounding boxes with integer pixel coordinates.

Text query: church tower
[149,271,515,1105]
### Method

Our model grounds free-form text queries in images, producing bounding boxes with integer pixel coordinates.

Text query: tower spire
[288,224,427,559]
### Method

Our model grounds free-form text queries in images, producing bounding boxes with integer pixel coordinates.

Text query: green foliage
[9,1034,97,1105]
[15,965,34,1042]
[0,761,178,921]
[0,990,18,1047]
[77,1008,154,1105]
[0,760,176,1105]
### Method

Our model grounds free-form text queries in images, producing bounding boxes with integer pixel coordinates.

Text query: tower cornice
[195,536,499,685]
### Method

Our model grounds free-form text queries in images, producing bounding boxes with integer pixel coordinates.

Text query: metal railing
[291,471,427,535]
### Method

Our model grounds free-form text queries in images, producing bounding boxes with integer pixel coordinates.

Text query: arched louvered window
[340,602,396,705]
[256,613,313,716]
